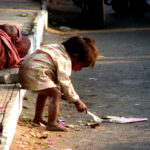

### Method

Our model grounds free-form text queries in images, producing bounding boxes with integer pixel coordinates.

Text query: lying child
[19,36,99,131]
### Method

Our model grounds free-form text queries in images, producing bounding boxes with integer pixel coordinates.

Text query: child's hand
[74,99,87,113]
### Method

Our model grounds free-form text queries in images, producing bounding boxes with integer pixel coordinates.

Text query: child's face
[72,62,88,71]
[71,54,89,71]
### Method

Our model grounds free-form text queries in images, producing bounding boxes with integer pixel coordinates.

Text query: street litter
[101,116,148,123]
[87,111,148,124]
[18,13,28,17]
[134,103,140,106]
[39,135,48,139]
[58,121,65,126]
[30,131,37,137]
[23,106,28,109]
[65,124,75,128]
[87,111,103,123]
[0,106,5,109]
[48,138,55,147]
[58,117,65,126]
[49,139,55,142]
[90,123,100,129]
[59,26,71,31]
[89,78,97,80]
[40,122,46,127]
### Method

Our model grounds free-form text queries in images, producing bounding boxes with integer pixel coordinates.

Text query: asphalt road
[21,1,150,150]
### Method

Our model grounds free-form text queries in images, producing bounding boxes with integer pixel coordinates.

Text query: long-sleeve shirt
[19,44,79,103]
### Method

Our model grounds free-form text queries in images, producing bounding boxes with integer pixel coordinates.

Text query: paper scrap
[101,116,148,123]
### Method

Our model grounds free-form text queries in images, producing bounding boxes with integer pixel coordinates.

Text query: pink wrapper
[104,116,148,123]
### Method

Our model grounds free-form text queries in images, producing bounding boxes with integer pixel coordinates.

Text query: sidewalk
[0,1,48,149]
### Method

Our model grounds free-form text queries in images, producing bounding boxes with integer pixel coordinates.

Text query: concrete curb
[28,9,48,54]
[0,87,26,150]
[0,1,48,149]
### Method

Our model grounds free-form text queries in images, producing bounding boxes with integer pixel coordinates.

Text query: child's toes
[47,123,68,132]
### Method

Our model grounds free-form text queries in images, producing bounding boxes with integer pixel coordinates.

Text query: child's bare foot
[46,123,68,132]
[33,118,47,125]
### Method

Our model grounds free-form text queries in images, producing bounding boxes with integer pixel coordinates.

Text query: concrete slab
[0,8,38,34]
[0,0,41,10]
[0,68,18,84]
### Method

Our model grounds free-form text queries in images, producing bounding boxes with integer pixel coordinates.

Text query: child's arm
[57,63,80,103]
[56,56,87,112]
[59,74,87,113]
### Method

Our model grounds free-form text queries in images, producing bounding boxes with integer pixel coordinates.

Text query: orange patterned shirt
[19,44,79,103]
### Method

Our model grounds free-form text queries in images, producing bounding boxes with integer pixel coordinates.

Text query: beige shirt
[19,44,79,103]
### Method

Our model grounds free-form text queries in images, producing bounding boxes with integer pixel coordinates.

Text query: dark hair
[1,24,18,37]
[62,36,99,67]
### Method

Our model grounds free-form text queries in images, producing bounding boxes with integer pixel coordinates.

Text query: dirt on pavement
[11,0,150,150]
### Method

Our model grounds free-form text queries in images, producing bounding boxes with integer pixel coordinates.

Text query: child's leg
[37,88,67,131]
[47,88,67,131]
[33,94,48,125]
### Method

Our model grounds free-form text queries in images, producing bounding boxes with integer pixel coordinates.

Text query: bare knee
[37,88,61,101]
[51,88,61,100]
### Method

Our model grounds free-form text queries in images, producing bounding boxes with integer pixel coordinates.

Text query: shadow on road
[48,0,150,31]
